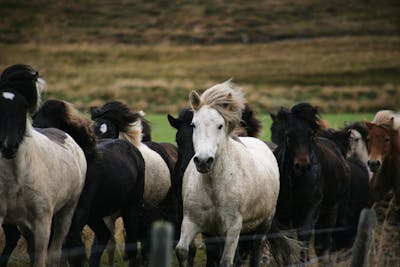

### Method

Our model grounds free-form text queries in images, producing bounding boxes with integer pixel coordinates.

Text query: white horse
[0,64,86,267]
[175,81,281,267]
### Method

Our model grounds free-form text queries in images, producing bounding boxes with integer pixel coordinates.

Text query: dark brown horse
[366,111,400,203]
[270,103,350,262]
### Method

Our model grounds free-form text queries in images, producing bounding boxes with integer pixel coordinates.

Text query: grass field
[1,36,399,114]
[148,112,374,143]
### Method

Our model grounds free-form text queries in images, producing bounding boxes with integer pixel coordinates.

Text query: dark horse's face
[271,105,318,176]
[92,118,119,139]
[284,120,315,175]
[168,109,195,170]
[365,122,394,173]
[0,90,28,159]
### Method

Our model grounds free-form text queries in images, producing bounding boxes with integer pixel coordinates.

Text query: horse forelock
[372,110,400,133]
[198,80,245,133]
[0,90,28,158]
[0,64,45,114]
[291,102,321,132]
[344,122,368,141]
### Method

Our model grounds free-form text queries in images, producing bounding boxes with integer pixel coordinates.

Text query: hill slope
[1,0,399,45]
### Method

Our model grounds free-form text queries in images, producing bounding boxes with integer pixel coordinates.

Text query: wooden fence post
[351,208,376,267]
[149,221,174,267]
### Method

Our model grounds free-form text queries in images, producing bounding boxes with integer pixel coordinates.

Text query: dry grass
[0,36,399,113]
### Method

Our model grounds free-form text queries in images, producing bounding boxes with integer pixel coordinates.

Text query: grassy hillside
[0,1,399,113]
[0,0,399,45]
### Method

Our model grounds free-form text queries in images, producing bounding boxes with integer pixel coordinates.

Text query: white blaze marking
[2,92,15,100]
[100,123,108,134]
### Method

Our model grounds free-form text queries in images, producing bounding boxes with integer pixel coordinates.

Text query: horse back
[81,138,145,215]
[315,138,350,207]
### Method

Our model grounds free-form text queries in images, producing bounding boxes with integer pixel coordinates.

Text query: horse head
[344,122,369,160]
[0,64,45,159]
[271,103,320,175]
[189,80,244,173]
[90,101,147,145]
[365,121,397,173]
[168,108,194,170]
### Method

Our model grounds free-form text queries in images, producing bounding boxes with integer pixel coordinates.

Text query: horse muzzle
[193,155,214,173]
[367,160,381,173]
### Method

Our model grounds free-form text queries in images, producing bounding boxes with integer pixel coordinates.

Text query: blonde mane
[119,119,143,146]
[372,110,400,132]
[196,80,245,134]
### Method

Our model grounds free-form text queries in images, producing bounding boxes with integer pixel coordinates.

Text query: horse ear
[270,112,277,121]
[190,91,201,111]
[364,121,374,130]
[90,106,100,119]
[167,114,181,129]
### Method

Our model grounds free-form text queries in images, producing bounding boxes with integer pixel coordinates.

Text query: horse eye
[218,124,223,130]
[354,138,360,142]
[385,138,390,143]
[190,123,196,129]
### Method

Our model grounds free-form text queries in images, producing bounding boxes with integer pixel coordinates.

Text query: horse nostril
[193,156,200,165]
[206,157,214,165]
[294,163,301,170]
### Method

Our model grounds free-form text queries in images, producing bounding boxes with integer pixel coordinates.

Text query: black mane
[0,64,42,158]
[344,121,368,142]
[240,104,262,137]
[0,64,41,114]
[90,101,151,141]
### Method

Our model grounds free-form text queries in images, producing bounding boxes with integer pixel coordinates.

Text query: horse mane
[291,102,321,132]
[90,101,144,146]
[371,110,400,132]
[0,64,46,114]
[197,80,245,134]
[344,122,368,141]
[239,104,262,137]
[35,100,98,160]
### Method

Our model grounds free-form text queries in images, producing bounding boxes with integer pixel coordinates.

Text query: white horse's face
[348,129,367,159]
[192,106,226,173]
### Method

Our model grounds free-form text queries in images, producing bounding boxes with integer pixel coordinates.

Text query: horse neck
[119,121,142,146]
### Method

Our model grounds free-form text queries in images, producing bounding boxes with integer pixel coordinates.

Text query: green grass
[148,112,375,143]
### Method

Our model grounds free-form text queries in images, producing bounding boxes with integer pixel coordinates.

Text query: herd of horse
[0,63,398,267]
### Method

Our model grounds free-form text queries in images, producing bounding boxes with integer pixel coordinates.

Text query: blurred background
[0,0,399,113]
[0,1,399,265]
[0,0,399,140]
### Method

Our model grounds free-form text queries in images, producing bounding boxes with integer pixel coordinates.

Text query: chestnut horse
[366,110,400,203]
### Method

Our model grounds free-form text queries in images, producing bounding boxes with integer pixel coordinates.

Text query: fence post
[149,221,174,267]
[351,208,376,267]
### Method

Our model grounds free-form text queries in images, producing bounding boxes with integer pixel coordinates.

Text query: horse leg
[175,217,200,267]
[296,203,321,264]
[122,204,142,267]
[219,216,243,267]
[20,226,35,267]
[48,203,78,266]
[315,205,339,261]
[103,216,117,267]
[32,216,52,267]
[88,218,111,267]
[0,224,20,267]
[203,234,223,267]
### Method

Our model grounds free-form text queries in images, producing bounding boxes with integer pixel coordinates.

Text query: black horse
[319,127,371,251]
[90,101,179,265]
[270,103,350,262]
[31,100,146,267]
